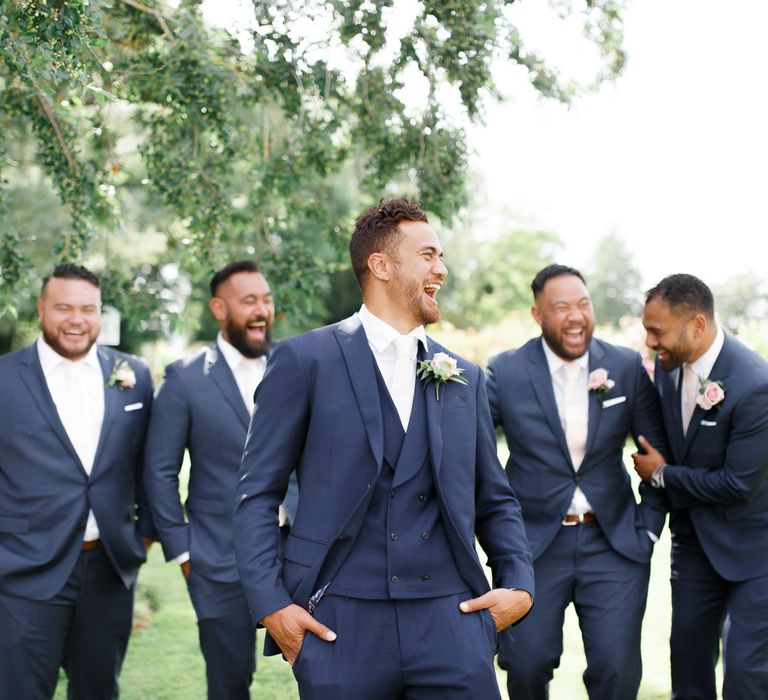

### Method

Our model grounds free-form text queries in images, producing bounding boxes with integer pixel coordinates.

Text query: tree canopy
[1,0,628,346]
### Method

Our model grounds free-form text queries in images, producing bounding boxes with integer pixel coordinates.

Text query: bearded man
[144,260,297,699]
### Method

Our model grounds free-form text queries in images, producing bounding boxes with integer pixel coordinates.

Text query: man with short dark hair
[0,263,155,698]
[634,273,768,699]
[234,198,534,699]
[487,263,668,700]
[144,261,296,699]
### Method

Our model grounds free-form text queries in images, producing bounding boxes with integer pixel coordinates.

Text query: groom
[234,198,534,699]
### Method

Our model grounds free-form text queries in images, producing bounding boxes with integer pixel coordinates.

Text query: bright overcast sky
[469,0,768,287]
[203,0,768,289]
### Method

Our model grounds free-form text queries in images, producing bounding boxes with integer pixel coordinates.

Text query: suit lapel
[206,344,251,429]
[658,365,685,463]
[335,316,384,471]
[682,335,734,456]
[526,341,572,467]
[422,341,444,478]
[18,344,87,475]
[584,342,604,458]
[92,347,119,471]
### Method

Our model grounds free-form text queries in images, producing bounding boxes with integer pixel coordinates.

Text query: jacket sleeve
[629,353,669,539]
[142,363,190,558]
[473,365,535,598]
[234,340,310,626]
[133,360,157,541]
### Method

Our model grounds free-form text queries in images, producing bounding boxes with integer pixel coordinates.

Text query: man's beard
[226,317,271,358]
[42,327,98,360]
[394,275,440,327]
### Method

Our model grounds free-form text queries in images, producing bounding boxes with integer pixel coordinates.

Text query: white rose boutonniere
[417,352,468,400]
[108,359,136,390]
[697,379,725,410]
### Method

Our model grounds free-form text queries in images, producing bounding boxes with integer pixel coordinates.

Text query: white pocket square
[701,419,717,427]
[602,396,627,409]
[124,402,144,412]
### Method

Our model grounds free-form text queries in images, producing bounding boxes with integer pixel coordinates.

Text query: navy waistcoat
[330,364,467,598]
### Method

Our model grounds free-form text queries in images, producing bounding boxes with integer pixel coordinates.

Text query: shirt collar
[540,336,589,377]
[689,325,725,379]
[216,332,266,372]
[358,304,429,355]
[36,335,101,374]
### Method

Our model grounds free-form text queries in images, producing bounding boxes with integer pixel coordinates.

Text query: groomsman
[234,198,534,699]
[144,261,297,699]
[0,264,155,698]
[487,263,667,700]
[634,273,768,699]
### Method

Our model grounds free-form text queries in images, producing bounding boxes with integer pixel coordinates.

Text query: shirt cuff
[174,551,190,565]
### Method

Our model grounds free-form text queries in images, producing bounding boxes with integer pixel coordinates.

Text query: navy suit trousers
[186,570,256,700]
[499,522,649,700]
[670,531,768,700]
[291,592,500,699]
[0,547,133,700]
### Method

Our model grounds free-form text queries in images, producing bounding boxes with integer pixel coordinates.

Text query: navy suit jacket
[234,315,534,641]
[487,337,668,563]
[0,343,154,600]
[656,334,768,581]
[143,342,298,583]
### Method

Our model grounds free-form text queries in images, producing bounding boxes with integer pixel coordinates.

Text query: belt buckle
[562,513,588,526]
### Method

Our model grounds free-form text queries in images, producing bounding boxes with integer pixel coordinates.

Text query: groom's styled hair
[349,198,428,288]
[41,263,101,294]
[645,274,715,320]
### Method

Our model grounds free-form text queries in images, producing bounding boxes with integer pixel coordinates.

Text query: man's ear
[209,297,226,322]
[367,252,391,282]
[531,304,543,328]
[36,298,44,323]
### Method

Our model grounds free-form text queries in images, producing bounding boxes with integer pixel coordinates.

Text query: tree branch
[119,0,173,39]
[36,94,77,171]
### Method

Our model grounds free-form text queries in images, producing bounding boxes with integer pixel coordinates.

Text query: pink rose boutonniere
[697,379,725,410]
[108,359,136,390]
[588,368,615,395]
[417,352,468,400]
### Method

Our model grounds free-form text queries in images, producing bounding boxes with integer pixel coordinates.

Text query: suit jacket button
[390,490,396,499]
[418,493,426,502]
[421,531,430,540]
[390,532,398,541]
[391,575,399,583]
[422,575,430,582]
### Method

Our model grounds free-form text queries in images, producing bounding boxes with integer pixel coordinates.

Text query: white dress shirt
[358,305,428,429]
[541,339,594,516]
[37,336,104,542]
[217,332,267,413]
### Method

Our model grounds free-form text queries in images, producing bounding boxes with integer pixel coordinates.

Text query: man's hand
[180,560,190,580]
[261,603,337,665]
[632,435,665,482]
[459,588,533,631]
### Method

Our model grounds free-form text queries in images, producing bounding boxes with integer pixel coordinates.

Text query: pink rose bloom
[588,368,615,391]
[697,381,725,410]
[432,352,459,379]
[115,366,136,388]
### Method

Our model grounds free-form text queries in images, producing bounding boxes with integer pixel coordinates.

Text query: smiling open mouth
[424,283,441,304]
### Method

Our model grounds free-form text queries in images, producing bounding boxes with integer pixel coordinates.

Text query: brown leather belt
[562,512,597,526]
[81,539,102,551]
